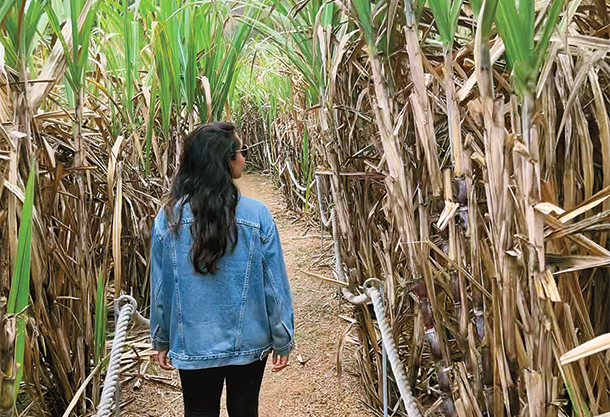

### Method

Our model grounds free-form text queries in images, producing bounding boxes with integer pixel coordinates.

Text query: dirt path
[121,173,371,417]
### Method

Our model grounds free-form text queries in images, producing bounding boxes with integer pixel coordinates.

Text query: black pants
[179,358,267,417]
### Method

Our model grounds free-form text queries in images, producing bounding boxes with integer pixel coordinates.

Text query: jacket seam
[262,221,274,243]
[235,231,257,351]
[153,275,163,301]
[168,344,272,361]
[157,212,262,241]
[169,217,261,229]
[170,240,184,353]
[262,255,283,308]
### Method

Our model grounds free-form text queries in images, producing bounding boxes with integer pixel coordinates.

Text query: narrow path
[121,173,371,417]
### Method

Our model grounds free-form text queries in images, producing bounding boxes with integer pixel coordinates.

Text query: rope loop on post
[362,277,383,290]
[96,295,138,417]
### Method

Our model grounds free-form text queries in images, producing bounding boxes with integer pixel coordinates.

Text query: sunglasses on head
[236,145,248,158]
[237,145,248,158]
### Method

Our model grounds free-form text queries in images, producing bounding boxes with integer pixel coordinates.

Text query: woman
[149,122,294,417]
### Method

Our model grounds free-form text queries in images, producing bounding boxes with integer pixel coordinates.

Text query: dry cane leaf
[437,201,459,231]
[559,183,610,223]
[539,270,561,302]
[534,202,566,216]
[560,333,610,365]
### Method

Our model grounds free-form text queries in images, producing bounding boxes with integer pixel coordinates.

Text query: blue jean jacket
[149,196,294,369]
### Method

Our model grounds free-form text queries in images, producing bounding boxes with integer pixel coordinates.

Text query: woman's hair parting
[165,122,239,274]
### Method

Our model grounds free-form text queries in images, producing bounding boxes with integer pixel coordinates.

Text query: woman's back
[150,195,294,370]
[150,122,293,417]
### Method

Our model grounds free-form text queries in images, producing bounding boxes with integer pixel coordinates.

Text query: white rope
[315,174,332,227]
[363,279,421,417]
[289,164,420,415]
[96,295,137,417]
[284,161,317,193]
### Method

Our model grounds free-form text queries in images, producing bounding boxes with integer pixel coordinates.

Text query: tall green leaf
[1,0,49,68]
[428,0,463,46]
[7,164,37,398]
[94,269,107,365]
[46,0,101,91]
[0,0,19,28]
[471,0,498,39]
[495,0,565,95]
[352,0,374,46]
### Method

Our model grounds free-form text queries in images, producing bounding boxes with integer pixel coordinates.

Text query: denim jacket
[149,196,294,369]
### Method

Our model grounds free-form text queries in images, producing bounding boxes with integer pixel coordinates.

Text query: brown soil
[120,173,372,417]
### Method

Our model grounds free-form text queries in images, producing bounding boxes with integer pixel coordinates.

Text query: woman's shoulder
[238,195,269,211]
[236,196,274,226]
[153,207,169,232]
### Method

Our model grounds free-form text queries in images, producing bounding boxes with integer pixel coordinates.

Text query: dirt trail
[121,173,371,417]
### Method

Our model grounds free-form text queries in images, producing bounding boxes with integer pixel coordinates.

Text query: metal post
[383,341,388,417]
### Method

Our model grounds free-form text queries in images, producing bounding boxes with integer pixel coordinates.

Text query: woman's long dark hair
[165,122,240,274]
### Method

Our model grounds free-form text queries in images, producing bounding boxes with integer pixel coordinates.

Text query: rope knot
[116,295,137,312]
[362,278,383,294]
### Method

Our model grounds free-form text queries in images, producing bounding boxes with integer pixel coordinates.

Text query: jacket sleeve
[150,216,170,351]
[261,207,294,356]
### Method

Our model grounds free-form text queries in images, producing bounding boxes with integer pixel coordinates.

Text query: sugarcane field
[3,0,610,416]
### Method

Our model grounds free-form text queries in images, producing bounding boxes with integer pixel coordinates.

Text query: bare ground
[120,173,373,417]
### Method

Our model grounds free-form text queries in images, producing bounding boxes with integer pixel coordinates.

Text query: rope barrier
[284,161,317,193]
[324,187,420,414]
[363,279,422,417]
[244,163,421,414]
[315,174,332,228]
[96,295,138,417]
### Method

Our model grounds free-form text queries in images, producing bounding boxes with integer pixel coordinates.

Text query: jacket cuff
[273,339,294,356]
[152,337,169,351]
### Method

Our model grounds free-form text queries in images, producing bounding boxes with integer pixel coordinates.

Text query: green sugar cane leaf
[153,22,175,135]
[123,0,134,118]
[185,3,207,116]
[534,0,565,70]
[46,3,88,90]
[428,0,451,44]
[517,0,535,61]
[130,20,140,79]
[0,35,17,70]
[145,77,157,175]
[7,168,35,314]
[238,15,319,102]
[496,0,533,92]
[76,0,101,85]
[94,269,107,365]
[7,164,36,398]
[184,13,198,115]
[449,0,464,41]
[301,125,309,180]
[23,0,49,57]
[320,1,335,26]
[69,0,79,65]
[45,4,78,89]
[352,0,374,46]
[0,0,19,28]
[158,72,172,136]
[479,0,498,39]
[212,9,258,118]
